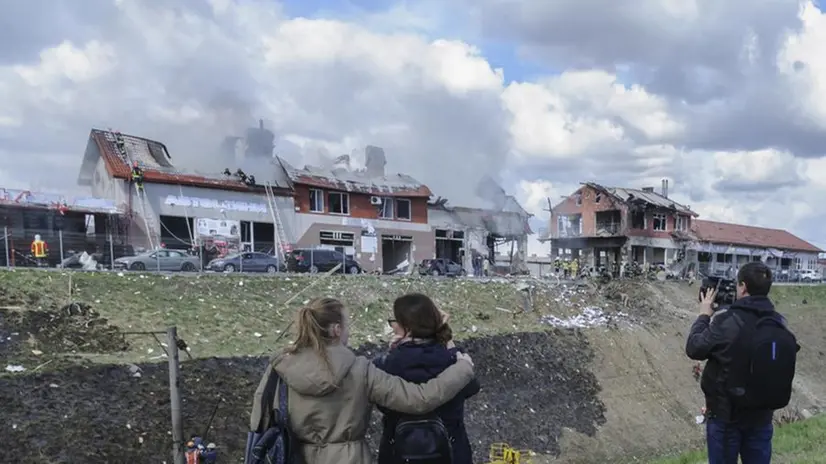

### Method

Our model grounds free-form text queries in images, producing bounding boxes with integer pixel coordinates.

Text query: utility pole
[167,327,185,464]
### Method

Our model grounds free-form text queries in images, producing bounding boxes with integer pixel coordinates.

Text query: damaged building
[546,180,697,274]
[279,146,434,273]
[427,176,532,274]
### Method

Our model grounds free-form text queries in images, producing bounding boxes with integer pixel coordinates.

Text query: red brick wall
[551,185,691,238]
[293,185,428,224]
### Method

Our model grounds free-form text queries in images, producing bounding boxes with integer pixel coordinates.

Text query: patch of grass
[772,285,826,312]
[650,414,826,464]
[0,269,591,366]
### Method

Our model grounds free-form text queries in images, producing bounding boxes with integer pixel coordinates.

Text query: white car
[798,269,823,283]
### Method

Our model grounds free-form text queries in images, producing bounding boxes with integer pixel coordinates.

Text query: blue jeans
[706,417,773,463]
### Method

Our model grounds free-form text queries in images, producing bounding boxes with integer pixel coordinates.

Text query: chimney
[662,179,669,198]
[641,187,654,193]
[259,119,264,130]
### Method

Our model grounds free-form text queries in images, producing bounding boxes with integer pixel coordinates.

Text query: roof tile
[692,219,822,253]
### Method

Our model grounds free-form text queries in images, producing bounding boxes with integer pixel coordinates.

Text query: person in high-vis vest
[31,234,48,266]
[131,161,144,190]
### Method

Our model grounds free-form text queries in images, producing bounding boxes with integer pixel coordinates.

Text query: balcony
[595,222,622,236]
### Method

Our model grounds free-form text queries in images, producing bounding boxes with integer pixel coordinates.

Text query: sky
[2,0,826,255]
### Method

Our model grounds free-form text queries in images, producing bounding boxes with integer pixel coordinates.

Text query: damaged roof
[277,157,431,198]
[0,188,120,215]
[79,129,291,194]
[692,220,823,253]
[583,182,698,216]
[439,205,533,237]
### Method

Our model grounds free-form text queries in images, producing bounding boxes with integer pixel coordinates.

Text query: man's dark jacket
[373,340,481,464]
[685,295,781,425]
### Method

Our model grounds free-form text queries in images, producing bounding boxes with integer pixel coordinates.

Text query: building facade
[548,181,697,273]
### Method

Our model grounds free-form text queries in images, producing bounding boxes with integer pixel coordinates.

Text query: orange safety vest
[31,240,48,258]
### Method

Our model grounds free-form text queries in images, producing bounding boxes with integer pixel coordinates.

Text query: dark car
[287,248,361,274]
[419,258,465,276]
[207,252,284,273]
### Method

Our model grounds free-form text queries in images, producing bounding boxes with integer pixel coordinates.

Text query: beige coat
[250,343,474,464]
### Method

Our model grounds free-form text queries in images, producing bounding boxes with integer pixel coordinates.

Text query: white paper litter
[541,307,630,328]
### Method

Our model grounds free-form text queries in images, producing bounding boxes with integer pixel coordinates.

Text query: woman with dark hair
[374,293,481,464]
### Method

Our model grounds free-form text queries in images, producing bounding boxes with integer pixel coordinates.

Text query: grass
[0,268,589,365]
[650,414,826,464]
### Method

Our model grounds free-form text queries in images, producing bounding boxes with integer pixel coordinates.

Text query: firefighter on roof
[31,234,48,266]
[131,161,144,190]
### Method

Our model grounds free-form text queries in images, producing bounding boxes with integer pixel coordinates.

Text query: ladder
[134,184,157,250]
[264,182,289,262]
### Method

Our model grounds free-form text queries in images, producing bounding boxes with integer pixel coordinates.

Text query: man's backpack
[727,310,800,411]
[245,375,295,464]
[389,414,453,463]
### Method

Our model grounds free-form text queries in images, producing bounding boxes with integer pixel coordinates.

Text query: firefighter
[570,258,579,279]
[131,161,144,190]
[30,234,48,266]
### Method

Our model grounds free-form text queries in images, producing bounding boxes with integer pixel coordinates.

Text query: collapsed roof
[276,156,431,198]
[582,182,698,216]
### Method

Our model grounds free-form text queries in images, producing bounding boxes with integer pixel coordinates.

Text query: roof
[583,182,698,216]
[438,205,532,237]
[0,188,120,215]
[79,129,292,194]
[692,220,823,253]
[277,157,431,198]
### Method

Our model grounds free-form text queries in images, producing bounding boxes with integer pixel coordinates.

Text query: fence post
[108,232,115,270]
[240,252,244,273]
[3,226,9,269]
[59,230,64,264]
[167,327,185,464]
[342,250,346,274]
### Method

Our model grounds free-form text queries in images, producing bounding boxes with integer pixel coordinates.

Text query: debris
[5,365,25,373]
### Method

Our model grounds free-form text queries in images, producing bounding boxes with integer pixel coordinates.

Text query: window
[309,189,324,212]
[653,213,667,231]
[167,250,185,258]
[396,199,411,220]
[379,197,394,219]
[630,211,646,229]
[575,193,582,206]
[595,193,602,203]
[328,192,349,215]
[676,215,688,231]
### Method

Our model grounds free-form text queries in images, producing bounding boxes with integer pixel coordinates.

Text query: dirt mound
[0,303,128,365]
[0,331,605,463]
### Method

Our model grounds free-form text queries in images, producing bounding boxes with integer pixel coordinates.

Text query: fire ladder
[113,130,157,250]
[264,182,289,262]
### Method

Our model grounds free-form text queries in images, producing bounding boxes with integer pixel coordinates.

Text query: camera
[699,276,737,308]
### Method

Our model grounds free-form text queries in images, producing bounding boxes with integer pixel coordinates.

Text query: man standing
[686,262,799,463]
[30,234,48,266]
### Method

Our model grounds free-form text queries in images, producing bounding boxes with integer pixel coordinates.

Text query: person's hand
[456,352,473,366]
[699,288,717,317]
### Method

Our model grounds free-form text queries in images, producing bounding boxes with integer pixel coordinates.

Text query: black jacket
[685,295,779,424]
[373,340,480,464]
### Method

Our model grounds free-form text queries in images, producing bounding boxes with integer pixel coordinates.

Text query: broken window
[328,192,349,215]
[630,211,646,229]
[675,215,688,231]
[557,214,582,236]
[309,189,324,212]
[595,193,602,203]
[379,197,394,219]
[396,199,411,220]
[653,213,667,231]
[575,193,582,206]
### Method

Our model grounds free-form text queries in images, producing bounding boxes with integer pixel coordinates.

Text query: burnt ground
[0,328,605,463]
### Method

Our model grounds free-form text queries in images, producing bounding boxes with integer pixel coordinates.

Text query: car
[113,249,201,272]
[207,252,284,273]
[287,248,362,274]
[419,258,465,277]
[798,269,823,283]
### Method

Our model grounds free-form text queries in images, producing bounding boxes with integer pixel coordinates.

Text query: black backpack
[245,375,296,464]
[389,414,453,464]
[726,310,799,411]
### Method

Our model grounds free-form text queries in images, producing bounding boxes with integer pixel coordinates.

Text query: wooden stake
[167,327,184,464]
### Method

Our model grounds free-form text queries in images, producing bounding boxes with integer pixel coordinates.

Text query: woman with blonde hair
[250,297,475,464]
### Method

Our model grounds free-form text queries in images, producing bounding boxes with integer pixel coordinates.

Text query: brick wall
[293,185,428,224]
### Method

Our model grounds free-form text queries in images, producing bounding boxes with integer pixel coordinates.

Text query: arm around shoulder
[366,356,474,415]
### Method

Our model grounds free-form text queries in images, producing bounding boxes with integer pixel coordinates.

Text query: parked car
[287,248,361,274]
[113,249,200,272]
[798,269,823,283]
[419,258,465,276]
[207,252,284,273]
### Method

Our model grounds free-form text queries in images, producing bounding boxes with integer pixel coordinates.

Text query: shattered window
[630,211,646,229]
[380,197,394,218]
[328,192,349,215]
[653,213,667,231]
[595,193,601,203]
[675,215,688,230]
[396,199,411,220]
[575,193,582,206]
[309,189,324,212]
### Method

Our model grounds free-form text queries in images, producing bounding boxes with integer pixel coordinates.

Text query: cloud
[2,0,826,253]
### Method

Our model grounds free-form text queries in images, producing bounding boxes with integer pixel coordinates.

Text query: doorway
[381,234,412,273]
